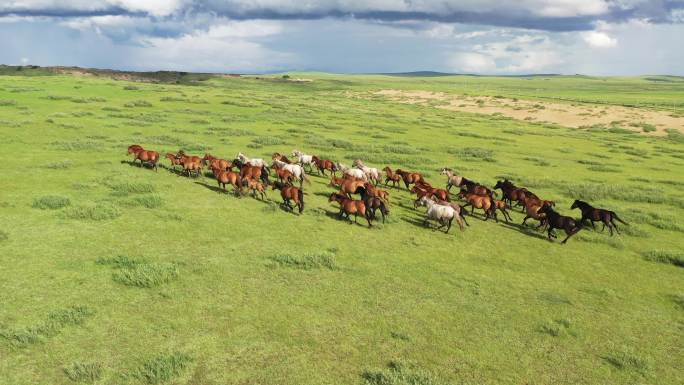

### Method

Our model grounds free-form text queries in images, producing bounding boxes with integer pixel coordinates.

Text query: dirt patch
[370,90,684,135]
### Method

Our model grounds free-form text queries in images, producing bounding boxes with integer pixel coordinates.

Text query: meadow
[0,71,683,385]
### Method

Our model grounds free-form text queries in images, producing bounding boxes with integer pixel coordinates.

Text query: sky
[1,1,683,75]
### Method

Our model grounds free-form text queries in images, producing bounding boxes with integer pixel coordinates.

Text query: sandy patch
[370,89,684,135]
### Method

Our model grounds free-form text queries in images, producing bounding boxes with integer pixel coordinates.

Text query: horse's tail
[298,189,304,213]
[612,212,628,225]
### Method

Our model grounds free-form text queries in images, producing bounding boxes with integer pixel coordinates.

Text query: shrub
[132,352,192,384]
[63,361,103,383]
[642,251,684,268]
[123,85,140,90]
[113,263,179,288]
[132,194,163,209]
[268,251,337,270]
[63,204,121,221]
[0,306,94,347]
[32,195,71,210]
[43,160,73,169]
[50,141,102,151]
[109,182,156,195]
[124,100,153,108]
[0,230,7,241]
[447,147,495,162]
[96,255,141,269]
[0,99,17,106]
[603,350,652,376]
[362,361,446,385]
[539,319,576,337]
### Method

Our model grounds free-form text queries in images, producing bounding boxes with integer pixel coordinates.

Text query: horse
[274,168,295,184]
[330,176,366,198]
[395,169,424,189]
[538,203,583,244]
[337,163,367,181]
[493,199,513,222]
[272,181,304,213]
[240,165,266,185]
[353,160,380,185]
[382,166,402,188]
[328,192,372,227]
[440,168,472,192]
[494,180,529,207]
[458,191,497,222]
[312,155,337,176]
[211,166,242,195]
[412,182,450,201]
[292,150,315,172]
[165,153,182,170]
[358,186,390,223]
[131,148,159,171]
[272,152,293,164]
[571,200,627,236]
[128,144,144,155]
[244,177,267,200]
[415,195,464,233]
[236,152,267,168]
[520,196,554,229]
[462,183,495,197]
[203,153,232,171]
[364,183,390,202]
[272,159,309,187]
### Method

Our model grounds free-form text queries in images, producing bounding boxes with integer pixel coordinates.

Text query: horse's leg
[611,219,620,234]
[445,217,453,233]
[522,216,530,226]
[561,226,581,244]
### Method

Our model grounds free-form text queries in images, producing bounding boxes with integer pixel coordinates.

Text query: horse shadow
[193,181,242,197]
[496,220,549,240]
[120,160,156,170]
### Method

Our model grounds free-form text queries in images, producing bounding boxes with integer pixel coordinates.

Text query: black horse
[571,200,627,236]
[357,186,390,223]
[537,204,583,244]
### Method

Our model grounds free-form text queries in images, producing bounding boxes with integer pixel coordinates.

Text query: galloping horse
[571,200,627,235]
[415,195,464,233]
[412,182,450,202]
[382,166,402,188]
[538,203,583,244]
[272,181,304,213]
[328,192,372,227]
[272,152,293,164]
[440,168,473,192]
[244,177,267,200]
[458,191,497,221]
[292,150,316,172]
[337,163,366,181]
[358,187,389,223]
[130,147,159,171]
[203,153,232,171]
[272,159,309,187]
[353,160,380,185]
[211,166,242,195]
[236,152,267,168]
[165,153,182,170]
[330,176,365,198]
[312,155,337,176]
[395,169,424,189]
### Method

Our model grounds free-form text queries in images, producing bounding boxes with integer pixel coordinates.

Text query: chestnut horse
[312,156,337,176]
[165,153,182,170]
[274,168,295,184]
[272,152,293,164]
[413,182,450,201]
[131,147,159,171]
[128,144,143,155]
[458,191,497,221]
[395,169,424,189]
[203,153,232,171]
[272,181,304,213]
[211,166,242,195]
[244,177,267,200]
[364,183,390,202]
[328,192,372,227]
[330,176,365,198]
[382,166,402,188]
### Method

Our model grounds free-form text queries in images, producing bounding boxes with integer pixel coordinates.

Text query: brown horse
[493,199,513,222]
[244,177,267,200]
[330,177,366,198]
[521,197,554,229]
[538,203,583,244]
[165,153,182,170]
[272,181,304,213]
[458,191,497,221]
[274,168,295,184]
[272,152,293,164]
[211,166,242,194]
[328,192,371,227]
[128,144,143,155]
[494,180,530,207]
[312,156,337,176]
[462,183,495,197]
[395,169,424,189]
[364,183,390,202]
[571,200,627,235]
[203,153,232,171]
[240,165,264,184]
[382,166,402,188]
[131,148,159,171]
[413,182,450,201]
[180,156,203,177]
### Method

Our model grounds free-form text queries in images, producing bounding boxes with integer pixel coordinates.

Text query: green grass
[0,72,683,385]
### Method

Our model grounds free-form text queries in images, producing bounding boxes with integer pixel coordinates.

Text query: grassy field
[0,72,683,385]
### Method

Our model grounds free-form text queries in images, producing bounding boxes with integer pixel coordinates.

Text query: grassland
[0,71,683,385]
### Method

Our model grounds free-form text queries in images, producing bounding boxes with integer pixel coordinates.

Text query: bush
[0,306,94,347]
[642,251,684,268]
[109,182,156,195]
[363,361,446,385]
[63,204,121,221]
[63,361,103,383]
[133,352,192,384]
[32,195,71,210]
[113,263,179,288]
[124,100,153,108]
[447,147,495,162]
[603,350,652,376]
[43,160,73,169]
[132,195,163,209]
[268,251,337,270]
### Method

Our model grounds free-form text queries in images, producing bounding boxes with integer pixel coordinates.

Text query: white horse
[237,152,267,168]
[353,160,380,185]
[272,159,309,187]
[416,196,465,233]
[440,167,466,192]
[336,162,366,181]
[292,149,315,171]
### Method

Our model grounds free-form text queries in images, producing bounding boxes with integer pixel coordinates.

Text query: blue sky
[1,1,683,75]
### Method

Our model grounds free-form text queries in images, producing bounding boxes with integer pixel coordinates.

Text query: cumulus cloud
[582,30,618,47]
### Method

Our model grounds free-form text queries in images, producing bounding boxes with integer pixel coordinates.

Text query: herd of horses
[127,144,627,244]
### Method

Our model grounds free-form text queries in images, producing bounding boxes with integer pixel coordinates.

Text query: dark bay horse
[538,204,583,244]
[571,200,627,236]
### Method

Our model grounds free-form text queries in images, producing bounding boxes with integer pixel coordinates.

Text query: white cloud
[582,31,617,48]
[449,52,497,72]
